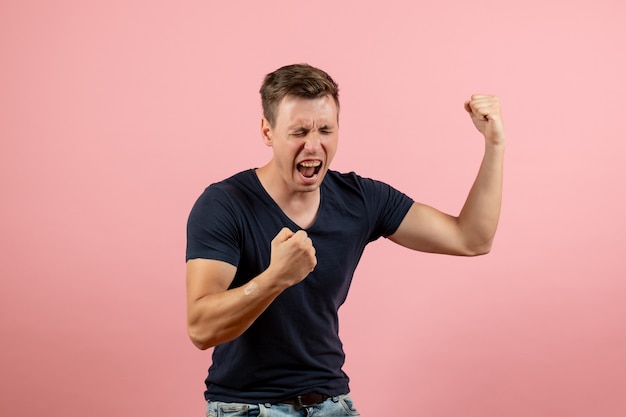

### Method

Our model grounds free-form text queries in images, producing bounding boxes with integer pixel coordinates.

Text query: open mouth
[297,160,322,179]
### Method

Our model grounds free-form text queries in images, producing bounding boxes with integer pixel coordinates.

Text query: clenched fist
[268,227,317,288]
[464,95,505,146]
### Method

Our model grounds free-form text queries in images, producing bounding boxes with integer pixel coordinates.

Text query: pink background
[2,0,625,416]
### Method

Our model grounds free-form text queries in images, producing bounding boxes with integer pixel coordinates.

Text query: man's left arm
[389,95,505,256]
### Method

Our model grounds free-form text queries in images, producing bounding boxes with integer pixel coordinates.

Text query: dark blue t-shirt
[186,169,413,403]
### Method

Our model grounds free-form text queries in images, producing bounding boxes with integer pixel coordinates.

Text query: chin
[294,183,321,193]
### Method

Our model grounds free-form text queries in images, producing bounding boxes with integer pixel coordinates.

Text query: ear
[261,117,273,147]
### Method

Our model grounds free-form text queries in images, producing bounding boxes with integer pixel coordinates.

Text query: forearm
[186,229,317,349]
[187,272,286,350]
[457,141,505,254]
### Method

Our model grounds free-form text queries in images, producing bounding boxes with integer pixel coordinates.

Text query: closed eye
[319,125,334,135]
[290,130,308,137]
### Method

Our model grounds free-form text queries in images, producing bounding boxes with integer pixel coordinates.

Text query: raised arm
[186,228,316,349]
[389,95,505,256]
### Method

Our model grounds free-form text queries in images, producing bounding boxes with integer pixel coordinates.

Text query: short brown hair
[259,63,340,127]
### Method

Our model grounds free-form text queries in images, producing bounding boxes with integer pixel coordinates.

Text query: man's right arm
[186,228,317,350]
[186,258,286,349]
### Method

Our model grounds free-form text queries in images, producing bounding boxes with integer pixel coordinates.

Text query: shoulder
[195,169,258,204]
[324,169,367,189]
[321,170,414,238]
[206,169,256,193]
[324,170,398,196]
[188,169,261,227]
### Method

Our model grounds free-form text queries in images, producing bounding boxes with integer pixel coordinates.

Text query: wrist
[485,137,506,151]
[251,268,290,295]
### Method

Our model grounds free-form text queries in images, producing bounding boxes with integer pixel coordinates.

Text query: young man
[186,63,505,416]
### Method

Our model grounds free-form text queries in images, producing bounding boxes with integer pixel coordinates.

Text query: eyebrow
[288,123,335,131]
[289,126,310,132]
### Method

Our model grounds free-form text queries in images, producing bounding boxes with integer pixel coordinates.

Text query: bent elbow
[462,240,493,256]
[191,338,213,351]
[188,327,216,351]
[469,246,491,256]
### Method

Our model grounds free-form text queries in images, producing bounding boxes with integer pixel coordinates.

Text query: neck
[255,164,321,229]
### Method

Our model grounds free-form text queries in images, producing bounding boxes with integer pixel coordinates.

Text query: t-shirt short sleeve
[186,185,241,266]
[356,174,414,241]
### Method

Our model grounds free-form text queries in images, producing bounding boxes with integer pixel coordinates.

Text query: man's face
[262,95,339,193]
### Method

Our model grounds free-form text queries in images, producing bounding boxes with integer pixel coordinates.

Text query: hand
[464,95,505,146]
[268,227,317,287]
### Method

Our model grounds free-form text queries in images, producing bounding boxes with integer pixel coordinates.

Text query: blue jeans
[206,394,360,416]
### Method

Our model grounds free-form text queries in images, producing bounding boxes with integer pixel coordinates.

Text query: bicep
[186,258,237,305]
[388,202,469,255]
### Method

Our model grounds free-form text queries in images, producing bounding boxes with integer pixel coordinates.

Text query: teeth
[299,161,321,168]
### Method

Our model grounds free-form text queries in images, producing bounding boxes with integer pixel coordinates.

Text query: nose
[303,131,322,152]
